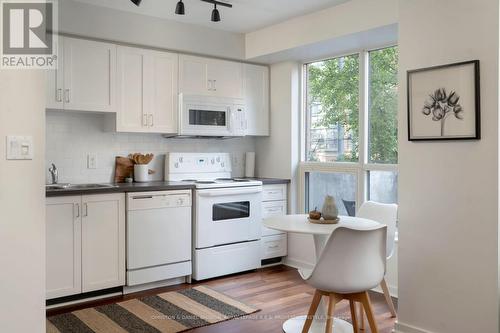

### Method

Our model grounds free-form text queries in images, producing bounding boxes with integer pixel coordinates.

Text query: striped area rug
[47,285,259,333]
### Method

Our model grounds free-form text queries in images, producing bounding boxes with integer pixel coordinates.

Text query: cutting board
[114,156,134,183]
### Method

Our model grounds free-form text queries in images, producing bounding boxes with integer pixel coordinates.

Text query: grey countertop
[45,177,290,197]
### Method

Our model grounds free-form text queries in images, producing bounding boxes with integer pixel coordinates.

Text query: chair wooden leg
[349,300,359,333]
[380,278,397,317]
[358,302,365,330]
[302,290,323,333]
[360,292,379,333]
[325,294,337,333]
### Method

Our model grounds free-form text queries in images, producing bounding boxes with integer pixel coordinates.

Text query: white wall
[396,1,499,332]
[0,71,46,332]
[245,0,398,60]
[255,61,301,212]
[59,0,245,60]
[46,112,255,184]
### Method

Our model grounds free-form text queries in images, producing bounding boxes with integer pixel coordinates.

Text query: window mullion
[357,51,369,207]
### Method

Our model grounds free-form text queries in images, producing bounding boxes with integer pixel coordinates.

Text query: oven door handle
[197,187,262,197]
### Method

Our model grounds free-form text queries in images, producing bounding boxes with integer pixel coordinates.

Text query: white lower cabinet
[46,196,82,299]
[82,194,126,293]
[46,193,125,299]
[260,184,288,261]
[261,234,287,260]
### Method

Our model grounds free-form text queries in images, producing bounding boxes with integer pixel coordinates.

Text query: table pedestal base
[282,315,353,333]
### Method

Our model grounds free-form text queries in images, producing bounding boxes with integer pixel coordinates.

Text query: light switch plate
[87,153,97,169]
[6,136,33,160]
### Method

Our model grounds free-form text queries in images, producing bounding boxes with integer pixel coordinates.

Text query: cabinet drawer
[262,184,287,202]
[261,234,287,260]
[262,200,287,218]
[261,200,286,236]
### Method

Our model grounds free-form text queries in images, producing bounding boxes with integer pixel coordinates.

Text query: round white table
[263,214,380,333]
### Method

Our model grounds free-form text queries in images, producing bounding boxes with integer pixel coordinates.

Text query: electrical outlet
[87,154,97,169]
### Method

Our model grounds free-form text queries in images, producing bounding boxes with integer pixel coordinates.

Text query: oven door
[180,99,232,137]
[195,186,262,249]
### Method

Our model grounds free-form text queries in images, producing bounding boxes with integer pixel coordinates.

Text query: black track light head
[175,0,185,15]
[130,0,142,6]
[211,4,220,22]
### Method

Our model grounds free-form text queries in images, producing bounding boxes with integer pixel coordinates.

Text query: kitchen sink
[46,183,118,190]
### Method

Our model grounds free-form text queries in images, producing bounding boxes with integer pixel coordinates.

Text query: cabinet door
[244,64,269,136]
[179,55,210,96]
[46,37,64,110]
[116,46,148,132]
[63,37,116,112]
[81,194,125,292]
[147,50,179,134]
[46,196,82,299]
[208,59,243,99]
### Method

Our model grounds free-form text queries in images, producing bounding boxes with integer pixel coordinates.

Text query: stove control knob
[179,157,183,163]
[216,156,221,162]
[221,162,225,168]
[211,158,215,164]
[174,162,179,168]
[177,198,184,205]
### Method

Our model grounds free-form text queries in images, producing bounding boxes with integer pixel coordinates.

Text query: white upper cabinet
[46,37,64,110]
[116,46,147,132]
[116,47,178,134]
[46,196,82,299]
[46,36,116,112]
[63,38,116,112]
[147,50,179,133]
[244,64,270,136]
[179,55,243,99]
[81,194,125,293]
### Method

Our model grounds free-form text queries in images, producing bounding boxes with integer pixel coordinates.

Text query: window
[368,47,398,164]
[306,54,359,162]
[306,171,357,216]
[301,46,398,213]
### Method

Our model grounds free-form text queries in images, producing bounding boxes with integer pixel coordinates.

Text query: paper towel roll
[245,152,255,178]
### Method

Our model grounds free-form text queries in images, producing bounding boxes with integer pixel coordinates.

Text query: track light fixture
[130,0,232,22]
[175,0,185,15]
[211,4,220,22]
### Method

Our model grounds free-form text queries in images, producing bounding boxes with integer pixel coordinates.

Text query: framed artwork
[407,60,480,141]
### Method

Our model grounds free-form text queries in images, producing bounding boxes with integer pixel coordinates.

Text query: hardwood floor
[47,265,397,333]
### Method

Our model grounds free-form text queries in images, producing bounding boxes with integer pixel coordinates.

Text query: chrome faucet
[49,163,58,184]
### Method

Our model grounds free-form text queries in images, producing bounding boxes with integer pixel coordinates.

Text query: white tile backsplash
[46,111,256,184]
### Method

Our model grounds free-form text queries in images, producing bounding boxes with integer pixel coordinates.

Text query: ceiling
[72,0,350,33]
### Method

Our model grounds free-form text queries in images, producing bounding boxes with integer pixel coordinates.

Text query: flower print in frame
[407,60,480,141]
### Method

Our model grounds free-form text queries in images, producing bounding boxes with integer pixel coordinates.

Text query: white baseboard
[394,322,436,333]
[284,258,398,298]
[283,257,314,270]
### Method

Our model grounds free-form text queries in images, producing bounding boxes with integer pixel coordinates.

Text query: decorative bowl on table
[308,207,339,224]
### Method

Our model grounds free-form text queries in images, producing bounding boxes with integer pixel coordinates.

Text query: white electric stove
[165,153,262,281]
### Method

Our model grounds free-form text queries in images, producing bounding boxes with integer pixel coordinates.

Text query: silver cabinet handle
[56,89,63,102]
[149,114,154,127]
[83,203,88,217]
[142,114,148,127]
[64,89,70,103]
[75,203,80,218]
[213,79,217,91]
[207,80,212,91]
[268,245,280,249]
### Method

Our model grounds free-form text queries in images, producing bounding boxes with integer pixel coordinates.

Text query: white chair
[301,225,387,333]
[357,201,398,327]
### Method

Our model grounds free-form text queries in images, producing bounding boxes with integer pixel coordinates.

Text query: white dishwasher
[126,190,192,287]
